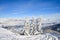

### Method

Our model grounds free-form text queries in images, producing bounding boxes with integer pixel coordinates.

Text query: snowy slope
[0,28,58,40]
[0,28,19,40]
[0,18,59,40]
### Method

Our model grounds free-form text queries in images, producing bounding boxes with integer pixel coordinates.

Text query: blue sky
[0,0,60,18]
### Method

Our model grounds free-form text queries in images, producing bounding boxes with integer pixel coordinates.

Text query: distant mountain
[43,23,60,33]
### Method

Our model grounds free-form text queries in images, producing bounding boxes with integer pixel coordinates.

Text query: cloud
[55,7,60,9]
[12,13,18,14]
[0,7,6,11]
[12,10,17,11]
[0,7,3,10]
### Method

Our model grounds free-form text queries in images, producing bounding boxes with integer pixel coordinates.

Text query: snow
[0,28,18,40]
[0,28,58,40]
[0,18,59,40]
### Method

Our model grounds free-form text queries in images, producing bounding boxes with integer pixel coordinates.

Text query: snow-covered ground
[0,28,59,40]
[0,18,59,40]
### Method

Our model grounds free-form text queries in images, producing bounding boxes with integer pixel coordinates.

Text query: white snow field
[0,18,59,40]
[0,28,58,40]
